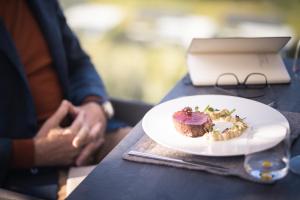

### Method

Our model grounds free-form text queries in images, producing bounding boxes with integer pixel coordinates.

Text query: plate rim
[142,94,290,157]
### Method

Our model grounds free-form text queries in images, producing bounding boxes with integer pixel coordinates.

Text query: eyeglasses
[215,72,269,98]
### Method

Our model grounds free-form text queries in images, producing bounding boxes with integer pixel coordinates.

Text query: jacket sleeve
[0,139,12,186]
[54,1,109,105]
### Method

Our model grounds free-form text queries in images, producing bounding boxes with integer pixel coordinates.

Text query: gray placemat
[123,111,300,183]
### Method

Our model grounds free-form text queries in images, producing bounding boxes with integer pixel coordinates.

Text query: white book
[187,37,291,86]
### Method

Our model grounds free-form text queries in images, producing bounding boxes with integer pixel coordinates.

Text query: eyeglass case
[187,37,291,86]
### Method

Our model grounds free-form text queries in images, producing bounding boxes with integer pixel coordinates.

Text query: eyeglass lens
[216,73,239,88]
[244,73,268,89]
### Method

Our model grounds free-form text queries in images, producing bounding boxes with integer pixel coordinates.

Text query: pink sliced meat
[172,108,213,137]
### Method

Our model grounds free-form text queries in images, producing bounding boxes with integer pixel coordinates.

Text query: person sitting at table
[0,0,130,199]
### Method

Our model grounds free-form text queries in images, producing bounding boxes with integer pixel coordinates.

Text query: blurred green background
[61,0,300,104]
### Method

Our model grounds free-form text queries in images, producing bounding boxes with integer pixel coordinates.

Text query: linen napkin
[123,111,300,183]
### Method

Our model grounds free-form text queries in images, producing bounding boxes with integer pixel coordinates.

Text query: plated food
[173,107,213,137]
[172,105,248,141]
[143,95,289,156]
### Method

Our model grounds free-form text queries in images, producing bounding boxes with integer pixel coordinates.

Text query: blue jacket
[0,0,108,184]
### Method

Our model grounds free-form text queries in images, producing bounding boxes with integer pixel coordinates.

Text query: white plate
[142,95,289,156]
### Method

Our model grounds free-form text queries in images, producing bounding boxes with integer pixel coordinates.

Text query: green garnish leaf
[208,107,214,112]
[204,105,210,112]
[229,108,236,115]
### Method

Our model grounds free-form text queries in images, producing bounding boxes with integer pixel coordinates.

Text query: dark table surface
[68,60,300,200]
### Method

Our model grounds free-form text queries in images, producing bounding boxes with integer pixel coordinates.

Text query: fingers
[75,138,105,166]
[90,122,102,140]
[64,110,85,135]
[72,122,102,148]
[47,128,64,139]
[72,124,89,148]
[34,128,82,166]
[69,105,80,118]
[48,100,76,127]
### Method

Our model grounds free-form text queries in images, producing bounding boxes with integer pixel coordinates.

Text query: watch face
[102,101,114,119]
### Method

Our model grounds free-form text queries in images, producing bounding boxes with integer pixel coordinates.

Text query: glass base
[244,154,288,182]
[290,155,300,175]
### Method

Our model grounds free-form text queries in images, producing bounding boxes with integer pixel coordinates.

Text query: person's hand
[72,102,107,166]
[34,100,83,166]
[35,100,79,139]
[34,128,81,166]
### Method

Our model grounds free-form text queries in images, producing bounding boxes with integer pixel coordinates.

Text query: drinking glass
[244,125,290,182]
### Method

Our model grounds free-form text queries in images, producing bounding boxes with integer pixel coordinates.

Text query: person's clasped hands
[33,100,107,167]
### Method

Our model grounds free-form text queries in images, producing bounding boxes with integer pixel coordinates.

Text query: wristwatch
[101,100,114,119]
[83,96,114,119]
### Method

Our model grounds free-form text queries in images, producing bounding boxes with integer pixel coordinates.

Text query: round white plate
[142,95,289,156]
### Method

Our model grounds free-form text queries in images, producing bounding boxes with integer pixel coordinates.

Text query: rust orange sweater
[0,0,64,168]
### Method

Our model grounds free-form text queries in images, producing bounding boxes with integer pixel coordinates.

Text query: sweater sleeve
[10,139,35,169]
